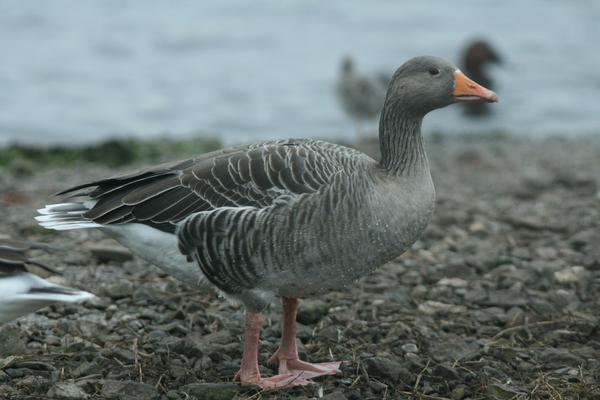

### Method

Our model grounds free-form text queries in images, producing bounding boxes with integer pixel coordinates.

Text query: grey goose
[336,56,389,136]
[36,56,497,387]
[0,237,94,324]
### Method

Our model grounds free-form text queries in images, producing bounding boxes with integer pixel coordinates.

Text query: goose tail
[35,202,100,230]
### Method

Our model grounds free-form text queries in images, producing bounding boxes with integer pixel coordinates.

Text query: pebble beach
[1,134,599,399]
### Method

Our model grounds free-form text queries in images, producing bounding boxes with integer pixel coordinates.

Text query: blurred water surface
[0,0,599,146]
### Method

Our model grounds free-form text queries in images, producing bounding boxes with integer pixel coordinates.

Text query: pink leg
[268,297,342,379]
[234,311,312,388]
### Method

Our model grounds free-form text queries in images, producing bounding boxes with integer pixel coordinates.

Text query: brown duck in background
[461,39,502,116]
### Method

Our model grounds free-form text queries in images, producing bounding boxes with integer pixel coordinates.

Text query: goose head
[384,56,498,116]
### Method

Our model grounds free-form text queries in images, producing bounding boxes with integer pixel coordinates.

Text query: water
[1,0,599,146]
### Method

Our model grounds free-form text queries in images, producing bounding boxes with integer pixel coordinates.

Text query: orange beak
[452,70,498,103]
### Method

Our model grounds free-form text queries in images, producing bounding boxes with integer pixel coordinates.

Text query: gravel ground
[1,134,600,400]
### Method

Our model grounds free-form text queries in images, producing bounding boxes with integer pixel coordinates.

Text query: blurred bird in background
[335,56,389,137]
[0,237,94,324]
[460,39,502,116]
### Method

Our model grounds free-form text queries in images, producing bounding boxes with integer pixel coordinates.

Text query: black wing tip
[55,184,95,197]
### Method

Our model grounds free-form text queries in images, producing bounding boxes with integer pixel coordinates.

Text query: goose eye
[429,68,440,76]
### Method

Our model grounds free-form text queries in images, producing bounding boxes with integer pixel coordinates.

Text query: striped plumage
[0,238,94,324]
[36,56,498,387]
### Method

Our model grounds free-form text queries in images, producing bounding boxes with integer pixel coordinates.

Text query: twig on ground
[490,319,572,341]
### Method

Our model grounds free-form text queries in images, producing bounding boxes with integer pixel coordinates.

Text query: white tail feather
[35,202,100,231]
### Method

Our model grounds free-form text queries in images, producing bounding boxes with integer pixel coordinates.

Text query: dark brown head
[463,40,502,72]
[384,56,498,116]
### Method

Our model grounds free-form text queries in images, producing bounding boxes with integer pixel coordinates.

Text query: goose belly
[100,224,209,289]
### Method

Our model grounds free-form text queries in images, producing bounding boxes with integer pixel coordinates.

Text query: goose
[335,56,389,136]
[0,238,95,324]
[460,39,502,116]
[36,56,497,387]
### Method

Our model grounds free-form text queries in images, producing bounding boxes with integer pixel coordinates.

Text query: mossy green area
[0,135,223,168]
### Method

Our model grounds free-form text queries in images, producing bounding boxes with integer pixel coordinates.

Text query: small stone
[322,391,348,400]
[433,364,460,381]
[417,301,467,316]
[101,380,159,400]
[437,277,469,288]
[72,361,100,378]
[181,383,252,400]
[539,348,585,368]
[88,244,133,263]
[553,266,589,284]
[166,390,182,400]
[45,335,61,346]
[569,229,597,250]
[411,285,428,298]
[103,281,134,299]
[486,290,527,307]
[318,326,341,342]
[296,300,329,325]
[451,386,466,400]
[171,337,204,358]
[47,382,89,400]
[365,357,413,386]
[485,383,526,399]
[401,343,418,353]
[109,347,136,363]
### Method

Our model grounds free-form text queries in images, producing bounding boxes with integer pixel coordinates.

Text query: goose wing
[58,139,370,233]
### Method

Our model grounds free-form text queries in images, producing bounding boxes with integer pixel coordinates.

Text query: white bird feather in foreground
[36,56,497,388]
[0,238,94,325]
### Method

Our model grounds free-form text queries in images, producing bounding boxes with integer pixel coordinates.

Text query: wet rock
[47,382,89,399]
[365,357,413,386]
[181,382,253,400]
[101,380,159,400]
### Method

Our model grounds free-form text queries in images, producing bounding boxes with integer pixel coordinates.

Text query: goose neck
[378,107,427,175]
